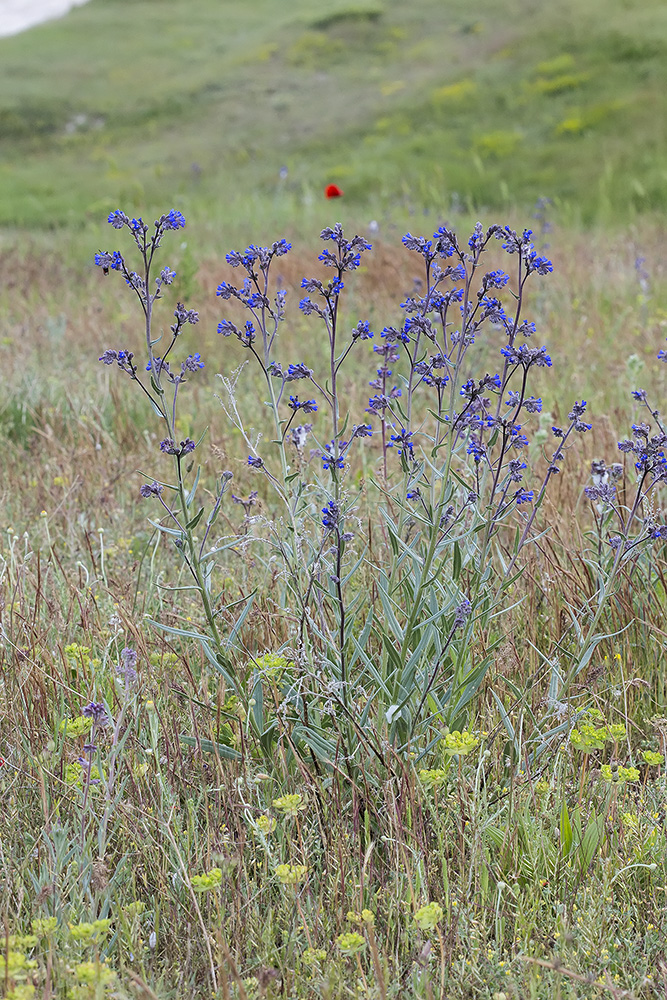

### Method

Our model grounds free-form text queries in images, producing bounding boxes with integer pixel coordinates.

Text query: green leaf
[452,540,462,581]
[147,517,181,538]
[250,673,264,736]
[185,466,201,508]
[186,507,205,531]
[560,798,573,857]
[491,689,520,760]
[291,723,338,763]
[145,618,206,641]
[226,591,257,650]
[579,813,604,872]
[179,735,241,761]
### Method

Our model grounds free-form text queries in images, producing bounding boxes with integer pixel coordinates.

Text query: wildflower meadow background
[1,0,666,998]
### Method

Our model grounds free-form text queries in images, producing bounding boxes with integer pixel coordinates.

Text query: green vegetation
[1,2,667,998]
[0,208,666,997]
[0,0,666,228]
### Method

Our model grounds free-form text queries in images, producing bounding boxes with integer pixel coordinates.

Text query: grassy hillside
[0,0,666,228]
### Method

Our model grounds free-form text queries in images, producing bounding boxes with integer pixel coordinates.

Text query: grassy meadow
[1,1,667,998]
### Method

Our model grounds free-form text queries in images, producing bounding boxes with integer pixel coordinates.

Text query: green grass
[1,207,666,998]
[0,0,666,228]
[1,3,667,998]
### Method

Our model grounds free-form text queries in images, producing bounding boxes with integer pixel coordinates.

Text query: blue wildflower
[526,253,553,275]
[286,363,313,381]
[352,321,373,340]
[162,210,186,230]
[481,269,510,290]
[182,353,204,372]
[353,423,373,438]
[388,428,414,456]
[94,250,123,272]
[288,396,318,413]
[500,345,553,369]
[467,440,485,462]
[107,210,129,229]
[569,401,591,432]
[322,500,340,531]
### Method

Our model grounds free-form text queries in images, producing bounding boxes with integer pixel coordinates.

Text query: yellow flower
[302,947,327,964]
[75,961,115,986]
[643,750,662,766]
[252,652,291,680]
[442,731,480,757]
[570,723,608,753]
[69,919,111,942]
[255,814,277,835]
[191,868,222,892]
[414,901,444,931]
[6,985,36,1000]
[337,932,366,956]
[272,793,306,818]
[419,768,447,789]
[275,863,308,885]
[59,716,93,739]
[32,918,57,938]
[600,764,640,783]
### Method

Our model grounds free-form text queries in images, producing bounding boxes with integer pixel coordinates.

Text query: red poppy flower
[325,183,344,198]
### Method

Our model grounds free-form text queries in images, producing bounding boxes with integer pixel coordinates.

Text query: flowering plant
[96,208,664,774]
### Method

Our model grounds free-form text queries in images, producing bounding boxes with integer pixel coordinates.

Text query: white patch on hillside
[0,0,90,39]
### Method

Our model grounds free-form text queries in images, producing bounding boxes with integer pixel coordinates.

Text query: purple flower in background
[118,648,138,684]
[140,481,164,498]
[82,701,109,727]
[454,597,472,629]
